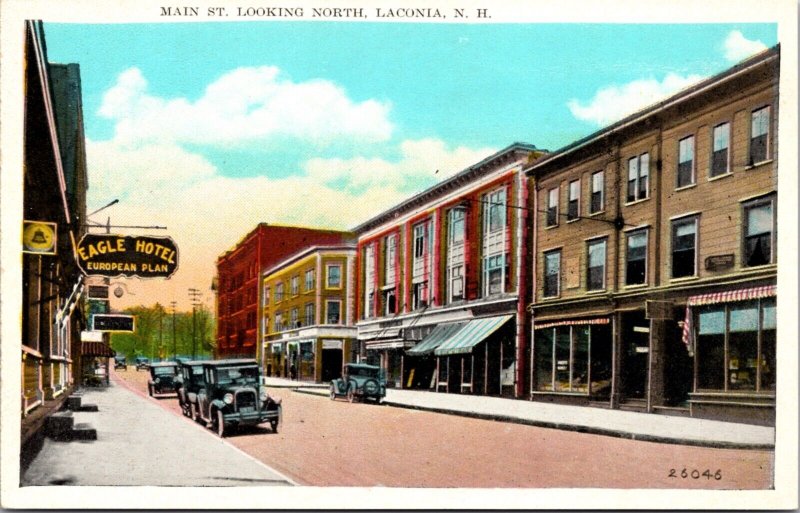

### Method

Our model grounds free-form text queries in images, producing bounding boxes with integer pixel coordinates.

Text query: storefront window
[535,324,609,394]
[299,341,315,381]
[695,298,775,392]
[535,329,554,391]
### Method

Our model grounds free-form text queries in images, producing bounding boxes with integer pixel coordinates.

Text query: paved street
[21,378,294,487]
[109,369,773,488]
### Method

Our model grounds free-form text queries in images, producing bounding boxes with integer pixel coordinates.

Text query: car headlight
[223,393,234,405]
[259,388,268,401]
[154,377,161,384]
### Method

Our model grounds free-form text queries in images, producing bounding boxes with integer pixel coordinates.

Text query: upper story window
[304,269,315,291]
[384,234,397,286]
[364,244,376,318]
[326,299,341,325]
[304,302,315,327]
[412,220,432,309]
[449,208,466,244]
[627,153,649,202]
[586,238,607,291]
[274,311,284,332]
[625,229,648,286]
[711,122,731,177]
[290,307,299,329]
[262,283,270,308]
[543,250,561,298]
[743,195,776,267]
[546,187,559,227]
[413,222,428,259]
[447,208,467,304]
[671,216,698,278]
[567,180,580,221]
[486,188,507,233]
[326,264,342,288]
[275,282,284,302]
[290,275,299,296]
[677,136,695,188]
[750,106,770,165]
[590,171,604,214]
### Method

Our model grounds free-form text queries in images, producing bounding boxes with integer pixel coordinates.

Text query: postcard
[1,0,797,509]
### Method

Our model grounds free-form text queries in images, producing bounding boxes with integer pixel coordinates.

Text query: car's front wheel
[347,385,356,403]
[329,384,337,401]
[212,409,226,437]
[271,420,279,434]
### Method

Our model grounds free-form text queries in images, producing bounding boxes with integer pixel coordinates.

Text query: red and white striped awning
[687,285,776,307]
[82,342,116,357]
[534,317,610,330]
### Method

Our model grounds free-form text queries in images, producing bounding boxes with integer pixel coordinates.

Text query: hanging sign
[92,314,135,332]
[22,220,57,255]
[76,234,179,278]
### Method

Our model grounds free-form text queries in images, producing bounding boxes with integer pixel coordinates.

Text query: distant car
[330,363,386,403]
[147,361,180,397]
[176,359,213,419]
[195,359,282,437]
[135,356,150,371]
[114,356,127,370]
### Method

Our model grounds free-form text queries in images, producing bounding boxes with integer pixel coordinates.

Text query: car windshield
[215,366,259,386]
[349,366,380,378]
[153,366,176,376]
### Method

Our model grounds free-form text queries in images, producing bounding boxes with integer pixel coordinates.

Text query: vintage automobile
[114,356,127,370]
[135,356,150,371]
[330,363,387,403]
[175,360,212,419]
[147,361,180,397]
[195,359,282,437]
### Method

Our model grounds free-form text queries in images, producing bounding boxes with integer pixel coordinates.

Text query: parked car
[135,356,150,371]
[114,356,127,370]
[147,361,180,397]
[330,363,387,403]
[176,360,212,419]
[195,359,282,437]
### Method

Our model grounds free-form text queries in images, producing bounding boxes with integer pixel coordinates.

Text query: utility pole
[170,300,177,359]
[188,288,202,359]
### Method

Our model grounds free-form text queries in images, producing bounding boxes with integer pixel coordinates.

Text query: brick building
[259,245,357,382]
[525,47,779,425]
[353,143,545,396]
[215,224,353,359]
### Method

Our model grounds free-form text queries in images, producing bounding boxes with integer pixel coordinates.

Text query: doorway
[621,311,650,400]
[321,348,343,382]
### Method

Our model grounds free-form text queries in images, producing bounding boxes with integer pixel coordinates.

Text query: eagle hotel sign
[77,234,179,278]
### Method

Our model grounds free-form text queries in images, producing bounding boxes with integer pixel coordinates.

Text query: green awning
[406,322,467,356]
[434,315,513,356]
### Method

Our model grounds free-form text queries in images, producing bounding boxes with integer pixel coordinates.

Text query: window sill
[584,289,607,295]
[541,294,561,301]
[624,197,650,207]
[740,262,777,271]
[708,171,733,182]
[675,183,697,192]
[669,275,699,283]
[589,210,606,217]
[566,218,580,224]
[623,283,648,290]
[745,158,774,170]
[544,224,559,230]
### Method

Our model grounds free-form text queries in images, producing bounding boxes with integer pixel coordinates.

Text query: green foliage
[109,302,216,361]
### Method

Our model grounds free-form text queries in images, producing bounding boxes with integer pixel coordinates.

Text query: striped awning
[407,322,467,356]
[682,285,777,356]
[534,317,610,330]
[435,315,512,356]
[82,342,116,357]
[687,285,776,306]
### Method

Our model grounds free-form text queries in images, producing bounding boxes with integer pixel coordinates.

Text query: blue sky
[41,21,777,307]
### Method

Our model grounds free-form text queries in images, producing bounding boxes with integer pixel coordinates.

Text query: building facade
[259,245,357,382]
[215,224,353,359]
[22,21,89,415]
[525,47,779,425]
[354,143,545,396]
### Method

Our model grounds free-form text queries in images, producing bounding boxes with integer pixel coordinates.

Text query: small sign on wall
[22,220,57,255]
[705,254,735,271]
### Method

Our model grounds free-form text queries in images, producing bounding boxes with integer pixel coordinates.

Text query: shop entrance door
[621,311,650,400]
[321,349,343,382]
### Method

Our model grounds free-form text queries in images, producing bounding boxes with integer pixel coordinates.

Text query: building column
[647,318,667,411]
[610,311,622,409]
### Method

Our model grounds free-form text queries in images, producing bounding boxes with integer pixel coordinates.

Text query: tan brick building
[525,47,779,425]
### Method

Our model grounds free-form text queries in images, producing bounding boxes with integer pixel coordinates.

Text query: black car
[147,361,180,397]
[195,359,282,437]
[135,356,150,371]
[114,356,127,370]
[176,360,213,419]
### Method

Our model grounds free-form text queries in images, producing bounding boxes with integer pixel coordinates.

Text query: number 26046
[668,468,722,480]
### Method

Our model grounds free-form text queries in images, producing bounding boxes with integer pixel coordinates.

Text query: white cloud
[99,66,394,147]
[723,30,768,62]
[304,138,496,190]
[87,137,491,310]
[567,72,705,126]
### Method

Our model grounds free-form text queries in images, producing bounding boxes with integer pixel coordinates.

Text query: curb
[292,387,774,451]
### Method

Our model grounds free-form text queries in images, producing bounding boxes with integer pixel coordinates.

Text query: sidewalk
[22,381,295,486]
[263,377,775,450]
